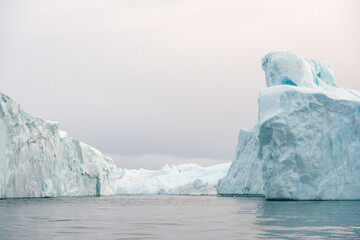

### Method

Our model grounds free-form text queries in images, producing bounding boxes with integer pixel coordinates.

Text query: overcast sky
[1,0,359,169]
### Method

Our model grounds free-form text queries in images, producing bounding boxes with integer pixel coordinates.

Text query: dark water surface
[0,195,359,239]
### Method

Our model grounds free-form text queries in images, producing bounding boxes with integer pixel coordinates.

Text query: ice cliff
[218,51,360,200]
[217,126,263,196]
[0,93,116,198]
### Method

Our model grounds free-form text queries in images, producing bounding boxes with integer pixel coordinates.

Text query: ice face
[0,93,116,198]
[258,86,360,200]
[217,126,263,196]
[222,51,360,200]
[115,162,231,195]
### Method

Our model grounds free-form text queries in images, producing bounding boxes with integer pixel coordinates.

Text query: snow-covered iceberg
[115,162,230,195]
[0,93,116,198]
[219,51,360,200]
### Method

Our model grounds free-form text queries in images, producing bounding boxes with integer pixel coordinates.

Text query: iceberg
[115,162,230,195]
[0,92,230,198]
[219,51,360,200]
[0,93,116,198]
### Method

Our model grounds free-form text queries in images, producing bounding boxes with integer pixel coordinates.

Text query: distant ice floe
[115,162,230,195]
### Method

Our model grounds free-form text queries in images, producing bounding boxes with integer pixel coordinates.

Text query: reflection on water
[0,196,359,239]
[256,201,360,239]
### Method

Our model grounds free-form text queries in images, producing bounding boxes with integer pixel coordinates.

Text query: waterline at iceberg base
[218,51,360,200]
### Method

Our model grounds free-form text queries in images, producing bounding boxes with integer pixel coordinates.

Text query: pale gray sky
[1,0,359,169]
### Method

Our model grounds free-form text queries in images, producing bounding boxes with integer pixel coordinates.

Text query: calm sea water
[0,195,359,239]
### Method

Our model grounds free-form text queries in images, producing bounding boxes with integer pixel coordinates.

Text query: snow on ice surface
[0,93,116,198]
[115,162,231,195]
[220,51,360,200]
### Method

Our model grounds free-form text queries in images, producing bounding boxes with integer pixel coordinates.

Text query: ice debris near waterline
[218,51,360,200]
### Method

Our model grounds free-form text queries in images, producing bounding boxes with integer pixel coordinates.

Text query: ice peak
[262,51,337,89]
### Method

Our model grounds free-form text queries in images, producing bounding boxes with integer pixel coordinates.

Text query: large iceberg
[0,93,116,198]
[219,51,360,200]
[115,162,230,195]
